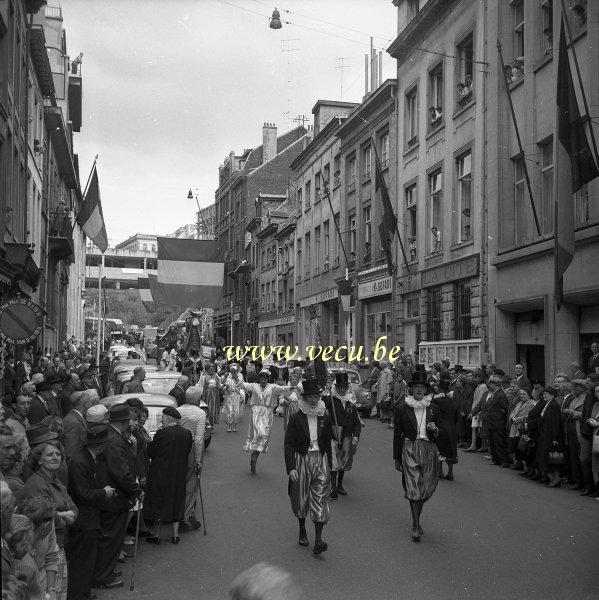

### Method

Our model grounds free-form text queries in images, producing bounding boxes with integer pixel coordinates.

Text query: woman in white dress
[238,369,295,473]
[222,364,244,432]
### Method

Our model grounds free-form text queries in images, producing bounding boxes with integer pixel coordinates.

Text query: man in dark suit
[168,375,189,407]
[43,355,67,387]
[29,380,63,424]
[67,425,115,600]
[62,391,91,461]
[284,379,332,555]
[485,374,510,467]
[514,364,532,393]
[94,404,143,590]
[14,350,32,390]
[588,342,599,375]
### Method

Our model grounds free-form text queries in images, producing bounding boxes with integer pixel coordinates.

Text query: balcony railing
[49,209,74,262]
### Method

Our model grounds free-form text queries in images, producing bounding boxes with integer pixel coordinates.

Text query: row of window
[296,215,341,279]
[259,280,294,314]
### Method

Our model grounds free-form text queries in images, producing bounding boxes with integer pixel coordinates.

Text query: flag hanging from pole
[373,143,397,276]
[554,18,599,310]
[157,238,224,309]
[138,277,155,312]
[77,163,108,253]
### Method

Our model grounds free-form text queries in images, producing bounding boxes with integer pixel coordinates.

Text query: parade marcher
[284,379,332,555]
[223,365,244,432]
[168,375,190,407]
[198,363,222,425]
[188,349,203,385]
[66,424,115,600]
[431,372,459,481]
[238,369,295,474]
[322,372,361,499]
[393,365,440,542]
[93,404,143,590]
[269,358,289,385]
[144,407,192,545]
[279,369,303,432]
[178,387,206,531]
[485,374,510,467]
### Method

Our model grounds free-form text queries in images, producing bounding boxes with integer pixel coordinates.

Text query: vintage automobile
[100,392,212,448]
[113,370,181,396]
[106,359,156,396]
[327,366,374,418]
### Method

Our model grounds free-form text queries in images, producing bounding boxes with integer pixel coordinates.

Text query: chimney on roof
[262,122,277,164]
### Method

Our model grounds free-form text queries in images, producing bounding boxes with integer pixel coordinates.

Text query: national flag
[77,163,108,253]
[157,237,224,309]
[138,277,155,312]
[554,18,599,310]
[373,142,397,275]
[148,274,168,308]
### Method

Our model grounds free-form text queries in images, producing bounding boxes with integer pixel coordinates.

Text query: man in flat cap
[144,407,192,544]
[93,404,143,589]
[67,424,115,600]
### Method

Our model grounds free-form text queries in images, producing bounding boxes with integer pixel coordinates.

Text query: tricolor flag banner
[148,273,169,308]
[157,237,224,309]
[138,277,155,312]
[77,163,108,253]
[554,18,599,310]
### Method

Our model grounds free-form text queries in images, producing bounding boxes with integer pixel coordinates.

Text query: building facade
[389,0,487,369]
[213,123,308,345]
[196,203,215,240]
[486,0,599,381]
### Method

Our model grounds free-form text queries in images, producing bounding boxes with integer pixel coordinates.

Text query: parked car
[114,371,181,396]
[100,392,212,449]
[327,366,373,418]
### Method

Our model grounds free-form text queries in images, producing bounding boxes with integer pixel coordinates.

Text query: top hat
[301,379,321,397]
[453,364,464,372]
[26,424,58,446]
[109,403,131,422]
[410,364,431,391]
[162,406,181,420]
[85,424,110,445]
[335,371,349,388]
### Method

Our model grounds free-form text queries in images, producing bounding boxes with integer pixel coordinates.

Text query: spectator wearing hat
[322,372,361,498]
[21,431,78,598]
[85,404,107,425]
[537,387,565,487]
[393,365,440,542]
[284,379,333,555]
[144,407,192,545]
[168,375,190,408]
[93,404,142,590]
[431,372,459,481]
[485,374,510,467]
[238,369,295,474]
[66,424,115,600]
[28,379,62,426]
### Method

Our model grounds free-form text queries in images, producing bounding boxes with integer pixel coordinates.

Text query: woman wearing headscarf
[393,365,440,542]
[222,364,245,432]
[284,379,333,555]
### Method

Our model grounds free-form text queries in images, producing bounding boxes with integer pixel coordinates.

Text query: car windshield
[142,376,180,395]
[143,405,166,436]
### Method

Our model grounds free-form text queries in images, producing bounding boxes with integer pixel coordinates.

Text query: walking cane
[129,498,143,591]
[197,474,207,536]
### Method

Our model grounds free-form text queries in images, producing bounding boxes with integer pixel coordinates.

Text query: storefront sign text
[299,288,338,308]
[421,255,479,288]
[358,276,393,299]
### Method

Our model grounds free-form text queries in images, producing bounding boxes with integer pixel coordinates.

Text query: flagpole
[96,253,104,366]
[497,40,542,237]
[559,1,599,167]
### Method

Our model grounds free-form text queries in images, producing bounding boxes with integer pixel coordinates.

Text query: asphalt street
[101,410,597,600]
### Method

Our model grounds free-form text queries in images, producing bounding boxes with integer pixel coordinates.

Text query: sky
[58,0,398,245]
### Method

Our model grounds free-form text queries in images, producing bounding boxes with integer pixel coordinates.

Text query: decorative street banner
[157,237,224,309]
[138,277,155,312]
[0,297,44,345]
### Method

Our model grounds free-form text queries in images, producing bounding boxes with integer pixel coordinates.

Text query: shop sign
[258,314,295,329]
[0,297,44,345]
[358,275,393,300]
[421,254,479,288]
[299,288,338,308]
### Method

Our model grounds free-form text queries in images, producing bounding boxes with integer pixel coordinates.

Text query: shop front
[258,314,295,350]
[298,288,339,355]
[357,268,393,358]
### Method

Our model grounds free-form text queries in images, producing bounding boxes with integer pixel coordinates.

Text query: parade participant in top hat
[269,357,289,385]
[322,371,361,499]
[393,365,440,542]
[284,379,333,555]
[431,372,459,481]
[238,369,296,474]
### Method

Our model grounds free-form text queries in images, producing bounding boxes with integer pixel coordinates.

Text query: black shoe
[179,522,193,532]
[313,540,328,555]
[145,536,161,545]
[330,489,338,500]
[445,474,454,481]
[411,529,421,542]
[171,536,180,544]
[337,486,347,496]
[250,459,256,474]
[298,530,309,547]
[94,580,124,590]
[580,489,594,496]
[189,516,202,530]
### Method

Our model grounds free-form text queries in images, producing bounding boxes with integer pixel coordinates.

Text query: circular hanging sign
[0,297,44,345]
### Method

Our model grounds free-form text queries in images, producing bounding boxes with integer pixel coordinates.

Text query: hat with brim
[85,424,110,445]
[335,371,349,388]
[410,364,432,392]
[26,424,59,446]
[162,406,181,420]
[301,379,321,397]
[109,403,131,422]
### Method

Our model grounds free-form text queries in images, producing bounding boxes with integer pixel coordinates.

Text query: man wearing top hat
[322,371,361,499]
[93,404,143,590]
[67,424,116,599]
[284,379,333,555]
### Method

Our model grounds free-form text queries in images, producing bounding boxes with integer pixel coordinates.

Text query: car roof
[100,393,177,408]
[327,366,360,374]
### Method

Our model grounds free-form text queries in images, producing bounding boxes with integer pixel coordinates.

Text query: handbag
[517,434,532,454]
[547,451,565,466]
[593,432,599,455]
